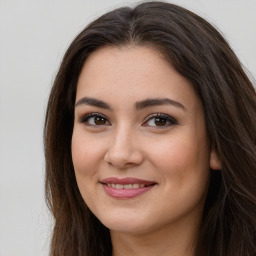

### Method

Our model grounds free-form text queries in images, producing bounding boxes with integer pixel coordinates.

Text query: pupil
[95,117,106,125]
[155,117,166,126]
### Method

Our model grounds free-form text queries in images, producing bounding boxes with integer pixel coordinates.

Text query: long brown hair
[44,2,256,255]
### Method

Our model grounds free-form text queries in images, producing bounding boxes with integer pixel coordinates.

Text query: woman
[44,1,256,256]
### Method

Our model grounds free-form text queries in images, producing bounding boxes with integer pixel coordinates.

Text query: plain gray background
[0,0,255,255]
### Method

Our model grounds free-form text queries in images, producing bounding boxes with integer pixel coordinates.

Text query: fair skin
[72,46,221,256]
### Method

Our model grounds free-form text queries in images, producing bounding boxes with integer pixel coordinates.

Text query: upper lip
[101,177,156,186]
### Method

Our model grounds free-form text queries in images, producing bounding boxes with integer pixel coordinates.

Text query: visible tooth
[111,183,116,188]
[107,183,111,187]
[123,184,133,189]
[139,184,145,188]
[132,184,140,189]
[116,184,124,189]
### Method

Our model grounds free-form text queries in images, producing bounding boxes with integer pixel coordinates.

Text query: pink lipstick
[100,177,156,199]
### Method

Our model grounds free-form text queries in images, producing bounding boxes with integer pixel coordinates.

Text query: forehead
[76,45,199,109]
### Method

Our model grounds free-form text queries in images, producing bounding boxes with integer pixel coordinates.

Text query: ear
[210,149,222,170]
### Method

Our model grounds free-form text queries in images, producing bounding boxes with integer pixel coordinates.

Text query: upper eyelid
[79,112,110,123]
[80,112,107,118]
[142,113,178,126]
[144,113,177,121]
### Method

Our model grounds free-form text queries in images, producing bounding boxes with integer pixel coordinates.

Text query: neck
[110,216,200,256]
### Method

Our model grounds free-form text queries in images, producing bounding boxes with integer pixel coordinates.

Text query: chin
[97,211,150,234]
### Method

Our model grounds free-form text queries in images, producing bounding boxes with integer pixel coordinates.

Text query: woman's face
[72,46,220,235]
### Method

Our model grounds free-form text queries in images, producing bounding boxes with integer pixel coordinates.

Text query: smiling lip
[100,177,156,199]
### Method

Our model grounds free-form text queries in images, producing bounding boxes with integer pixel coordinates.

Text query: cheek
[71,136,100,214]
[72,137,90,179]
[71,130,105,198]
[148,136,210,220]
[152,132,208,164]
[71,130,105,173]
[149,132,210,191]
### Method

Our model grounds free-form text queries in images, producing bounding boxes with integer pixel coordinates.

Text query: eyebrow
[75,97,185,111]
[135,98,186,111]
[75,97,112,110]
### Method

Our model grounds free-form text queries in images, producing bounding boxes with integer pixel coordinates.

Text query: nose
[104,127,143,169]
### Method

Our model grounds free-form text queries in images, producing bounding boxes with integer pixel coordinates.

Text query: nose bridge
[113,123,132,148]
[104,122,143,168]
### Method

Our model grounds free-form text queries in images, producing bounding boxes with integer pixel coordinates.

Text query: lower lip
[102,184,155,199]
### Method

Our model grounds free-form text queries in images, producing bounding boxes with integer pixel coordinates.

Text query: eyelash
[79,113,110,126]
[143,113,178,127]
[79,113,178,128]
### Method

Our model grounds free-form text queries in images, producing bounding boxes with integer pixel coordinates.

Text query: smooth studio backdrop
[0,1,255,256]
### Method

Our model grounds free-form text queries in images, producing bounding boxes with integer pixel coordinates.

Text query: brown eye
[94,116,107,125]
[143,114,177,128]
[154,117,167,126]
[81,113,110,126]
